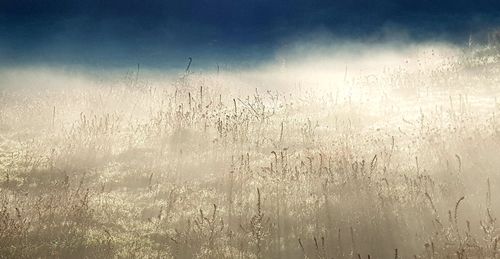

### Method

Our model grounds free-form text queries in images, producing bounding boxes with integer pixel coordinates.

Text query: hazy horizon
[2,0,500,68]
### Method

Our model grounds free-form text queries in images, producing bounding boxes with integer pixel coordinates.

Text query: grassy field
[1,44,500,258]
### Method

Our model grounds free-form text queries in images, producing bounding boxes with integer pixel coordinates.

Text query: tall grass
[1,44,500,258]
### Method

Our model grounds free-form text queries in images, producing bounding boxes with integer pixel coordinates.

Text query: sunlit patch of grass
[1,44,500,258]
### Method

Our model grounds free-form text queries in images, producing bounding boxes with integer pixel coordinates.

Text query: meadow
[1,43,500,258]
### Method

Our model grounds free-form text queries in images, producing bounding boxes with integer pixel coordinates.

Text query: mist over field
[3,1,500,258]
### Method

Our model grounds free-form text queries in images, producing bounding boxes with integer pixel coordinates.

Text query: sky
[1,0,500,69]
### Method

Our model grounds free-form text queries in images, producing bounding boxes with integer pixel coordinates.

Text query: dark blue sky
[1,0,500,68]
